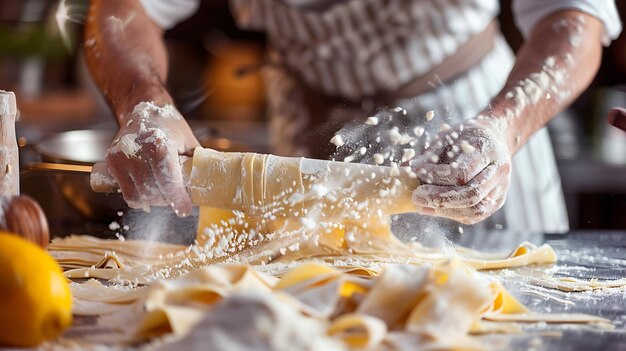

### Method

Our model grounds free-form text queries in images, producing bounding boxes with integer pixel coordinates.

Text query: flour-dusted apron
[229,0,569,246]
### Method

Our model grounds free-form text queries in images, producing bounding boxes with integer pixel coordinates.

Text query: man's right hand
[410,118,512,225]
[106,102,200,217]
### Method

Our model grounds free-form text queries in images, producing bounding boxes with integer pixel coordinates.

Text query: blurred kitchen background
[1,0,626,236]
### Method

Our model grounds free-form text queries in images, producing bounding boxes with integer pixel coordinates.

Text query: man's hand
[410,118,511,225]
[406,10,604,226]
[106,102,200,217]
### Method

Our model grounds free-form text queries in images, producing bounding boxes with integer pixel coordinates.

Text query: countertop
[1,231,624,350]
[56,230,626,351]
[492,231,626,350]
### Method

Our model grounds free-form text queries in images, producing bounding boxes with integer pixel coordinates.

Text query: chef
[84,0,620,238]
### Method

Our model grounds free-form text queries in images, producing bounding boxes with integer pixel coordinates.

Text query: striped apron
[229,0,569,247]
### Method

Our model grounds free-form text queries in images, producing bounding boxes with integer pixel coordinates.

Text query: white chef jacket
[140,0,620,42]
[139,0,620,100]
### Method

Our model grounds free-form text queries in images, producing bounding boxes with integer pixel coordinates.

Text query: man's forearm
[483,10,604,153]
[85,0,172,122]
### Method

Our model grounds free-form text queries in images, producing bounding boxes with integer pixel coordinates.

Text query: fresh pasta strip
[274,263,341,290]
[275,264,368,318]
[135,306,207,340]
[460,243,557,270]
[484,282,529,315]
[483,313,611,324]
[532,276,626,292]
[356,265,430,327]
[70,279,145,304]
[405,261,492,341]
[328,313,387,349]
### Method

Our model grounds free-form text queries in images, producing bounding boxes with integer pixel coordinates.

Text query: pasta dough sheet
[187,148,421,219]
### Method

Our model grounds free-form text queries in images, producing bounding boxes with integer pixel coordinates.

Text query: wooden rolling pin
[0,91,49,247]
[90,148,421,221]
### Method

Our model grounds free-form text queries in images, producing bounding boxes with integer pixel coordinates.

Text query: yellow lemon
[0,232,72,347]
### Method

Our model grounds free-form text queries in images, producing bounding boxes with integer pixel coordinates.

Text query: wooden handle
[0,91,19,195]
[27,162,93,174]
[0,91,50,248]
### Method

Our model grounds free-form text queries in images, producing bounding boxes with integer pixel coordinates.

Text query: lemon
[0,232,72,347]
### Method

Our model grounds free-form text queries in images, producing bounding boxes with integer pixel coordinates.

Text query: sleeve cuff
[138,0,201,30]
[512,0,622,46]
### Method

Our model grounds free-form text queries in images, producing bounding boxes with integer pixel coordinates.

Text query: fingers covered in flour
[146,131,193,217]
[411,122,507,186]
[106,153,142,207]
[413,170,510,225]
[106,102,200,217]
[410,118,512,224]
[107,139,166,210]
[412,163,509,208]
[411,151,492,186]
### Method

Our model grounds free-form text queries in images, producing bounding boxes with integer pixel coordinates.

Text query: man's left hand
[410,118,512,225]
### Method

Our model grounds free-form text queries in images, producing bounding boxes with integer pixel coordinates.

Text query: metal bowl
[33,130,126,221]
[35,129,112,165]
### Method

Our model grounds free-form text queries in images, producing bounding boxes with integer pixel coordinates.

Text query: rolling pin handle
[0,91,50,247]
[90,162,119,193]
[0,91,19,195]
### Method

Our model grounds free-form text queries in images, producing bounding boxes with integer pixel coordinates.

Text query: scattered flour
[413,126,425,137]
[389,127,413,145]
[365,116,379,125]
[373,153,385,165]
[330,134,345,147]
[425,110,435,121]
[502,54,571,121]
[460,141,475,154]
[401,149,416,163]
